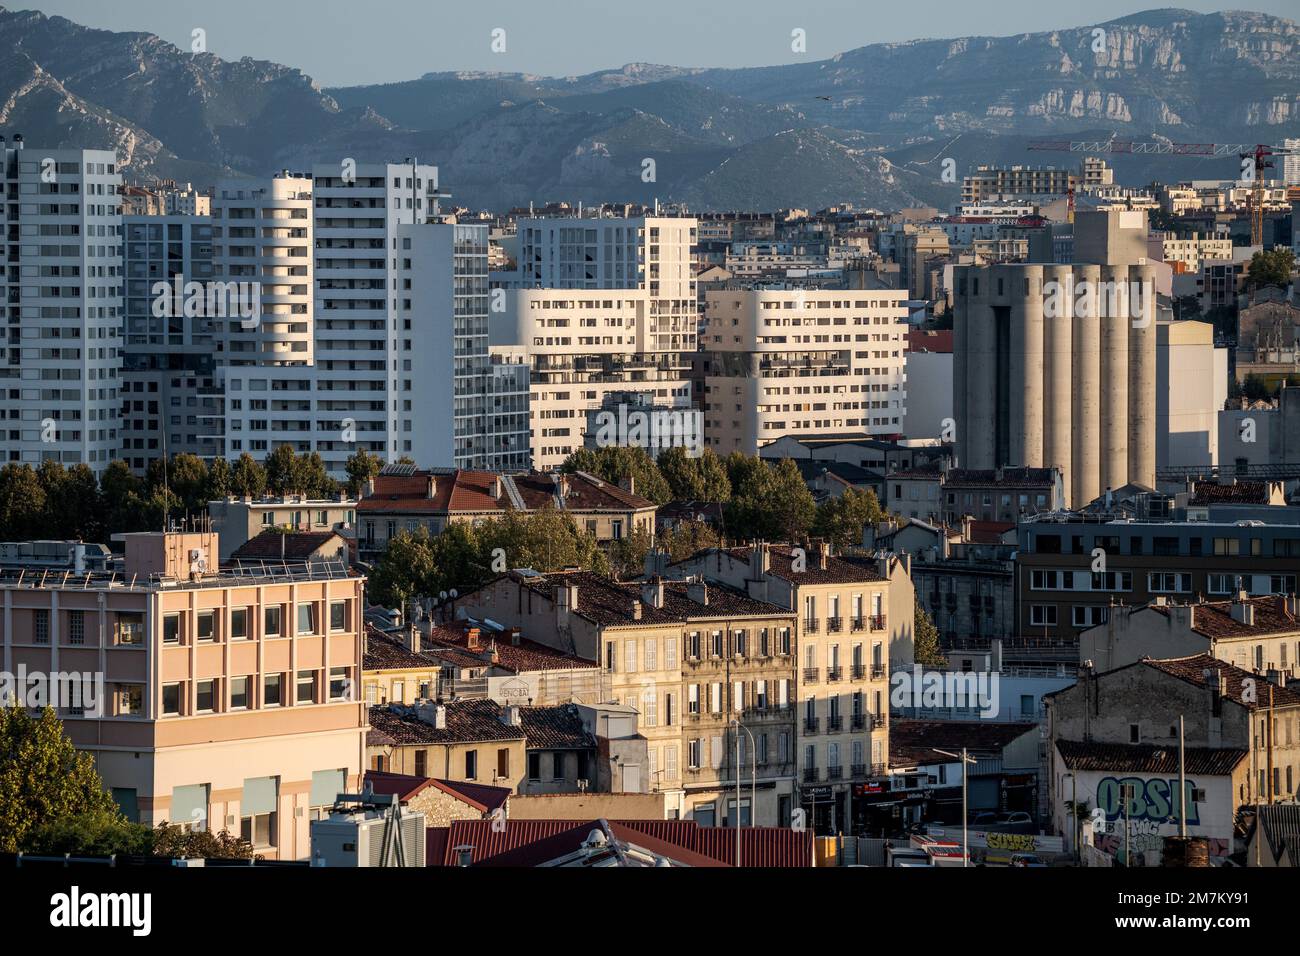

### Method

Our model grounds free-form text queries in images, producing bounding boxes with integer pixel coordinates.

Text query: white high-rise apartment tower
[0,138,123,472]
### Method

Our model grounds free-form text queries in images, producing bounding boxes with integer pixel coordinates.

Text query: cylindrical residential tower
[1071,264,1101,508]
[1042,264,1074,507]
[1127,263,1158,489]
[1099,264,1131,494]
[1010,265,1045,467]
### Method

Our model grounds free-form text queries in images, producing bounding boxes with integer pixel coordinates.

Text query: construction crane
[1027,139,1296,245]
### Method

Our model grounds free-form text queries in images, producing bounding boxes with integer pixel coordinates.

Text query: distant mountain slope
[0,6,1295,209]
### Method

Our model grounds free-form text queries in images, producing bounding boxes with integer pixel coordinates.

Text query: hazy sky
[28,1,1300,87]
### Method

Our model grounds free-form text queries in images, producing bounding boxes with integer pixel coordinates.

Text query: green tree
[367,527,439,609]
[695,449,732,502]
[205,456,233,502]
[230,452,268,498]
[25,807,153,857]
[0,707,121,853]
[99,460,149,536]
[1247,248,1295,289]
[344,450,383,498]
[768,458,817,542]
[0,464,48,541]
[264,445,300,496]
[813,487,884,551]
[561,446,671,504]
[294,452,338,498]
[658,519,720,562]
[167,453,211,516]
[609,525,655,579]
[657,447,732,502]
[45,464,103,542]
[150,823,257,860]
[913,604,947,667]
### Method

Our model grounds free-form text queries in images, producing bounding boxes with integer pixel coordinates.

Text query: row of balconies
[802,664,887,683]
[802,763,887,783]
[801,714,886,734]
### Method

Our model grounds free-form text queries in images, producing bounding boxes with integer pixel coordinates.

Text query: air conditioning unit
[310,799,425,867]
[188,548,208,574]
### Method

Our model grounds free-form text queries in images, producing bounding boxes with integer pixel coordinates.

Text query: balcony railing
[826,666,842,682]
[804,619,819,634]
[870,665,886,680]
[871,762,887,776]
[803,767,820,783]
[827,716,843,732]
[826,616,842,633]
[869,614,887,631]
[850,616,865,632]
[803,717,820,734]
[803,667,820,683]
[870,714,886,730]
[851,664,866,680]
[851,714,865,730]
[827,766,843,780]
[851,763,867,778]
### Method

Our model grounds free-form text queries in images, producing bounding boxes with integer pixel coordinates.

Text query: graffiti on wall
[1095,776,1200,825]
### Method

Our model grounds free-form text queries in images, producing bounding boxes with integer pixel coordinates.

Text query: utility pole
[934,748,976,867]
[734,725,741,867]
[1178,715,1187,839]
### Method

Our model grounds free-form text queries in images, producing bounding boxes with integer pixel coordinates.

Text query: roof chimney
[555,582,578,617]
[687,580,709,606]
[509,627,522,646]
[466,627,482,650]
[501,704,521,727]
[642,576,665,609]
[631,599,643,620]
[405,622,421,654]
[750,542,770,579]
[1230,597,1255,627]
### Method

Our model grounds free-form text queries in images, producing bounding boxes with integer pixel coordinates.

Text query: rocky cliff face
[0,6,1295,210]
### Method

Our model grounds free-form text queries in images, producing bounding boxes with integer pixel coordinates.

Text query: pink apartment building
[0,530,367,860]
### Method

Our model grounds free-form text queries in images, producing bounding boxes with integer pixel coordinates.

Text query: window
[1129,723,1140,744]
[665,637,678,669]
[709,682,722,714]
[296,670,316,704]
[197,610,216,642]
[297,603,316,635]
[118,685,143,716]
[528,752,541,781]
[414,750,427,778]
[688,739,702,769]
[1148,572,1191,594]
[329,601,346,632]
[171,784,209,832]
[644,638,657,671]
[624,640,638,673]
[115,613,144,646]
[263,673,284,707]
[264,605,282,637]
[1029,605,1057,627]
[329,667,350,701]
[195,679,216,713]
[465,750,478,780]
[1020,695,1035,718]
[68,610,85,645]
[231,677,250,710]
[162,682,182,716]
[162,612,179,645]
[231,608,248,640]
[551,752,564,781]
[240,776,278,847]
[497,748,510,779]
[689,684,700,714]
[1072,606,1109,627]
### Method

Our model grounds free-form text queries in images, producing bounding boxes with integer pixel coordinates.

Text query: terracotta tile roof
[1141,654,1300,710]
[1255,805,1300,865]
[230,530,344,561]
[1055,739,1248,776]
[425,622,597,673]
[889,719,1038,766]
[363,627,442,671]
[426,819,812,867]
[714,544,886,586]
[514,569,792,627]
[367,700,526,745]
[887,465,943,480]
[518,704,597,750]
[967,520,1015,544]
[907,329,953,353]
[1149,597,1300,640]
[357,468,653,517]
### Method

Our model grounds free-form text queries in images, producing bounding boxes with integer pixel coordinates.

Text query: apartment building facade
[0,140,123,472]
[669,542,915,833]
[459,569,802,825]
[492,216,697,470]
[1016,510,1300,642]
[121,214,219,471]
[701,288,909,456]
[0,529,367,859]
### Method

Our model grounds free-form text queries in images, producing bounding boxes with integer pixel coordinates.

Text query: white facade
[1156,320,1228,471]
[702,288,909,455]
[0,143,123,472]
[493,216,696,470]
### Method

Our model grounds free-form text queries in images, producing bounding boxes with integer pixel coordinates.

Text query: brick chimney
[631,599,643,620]
[466,626,482,650]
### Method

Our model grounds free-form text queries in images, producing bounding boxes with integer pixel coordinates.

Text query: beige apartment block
[208,494,357,560]
[701,288,909,455]
[459,570,801,824]
[0,530,366,860]
[668,542,915,834]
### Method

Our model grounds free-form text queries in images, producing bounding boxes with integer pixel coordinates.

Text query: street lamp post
[730,718,757,867]
[934,748,977,867]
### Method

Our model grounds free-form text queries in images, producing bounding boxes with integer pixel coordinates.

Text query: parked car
[969,811,999,826]
[999,812,1033,825]
[1009,852,1047,867]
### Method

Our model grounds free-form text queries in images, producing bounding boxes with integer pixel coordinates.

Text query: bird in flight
[815,95,832,101]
